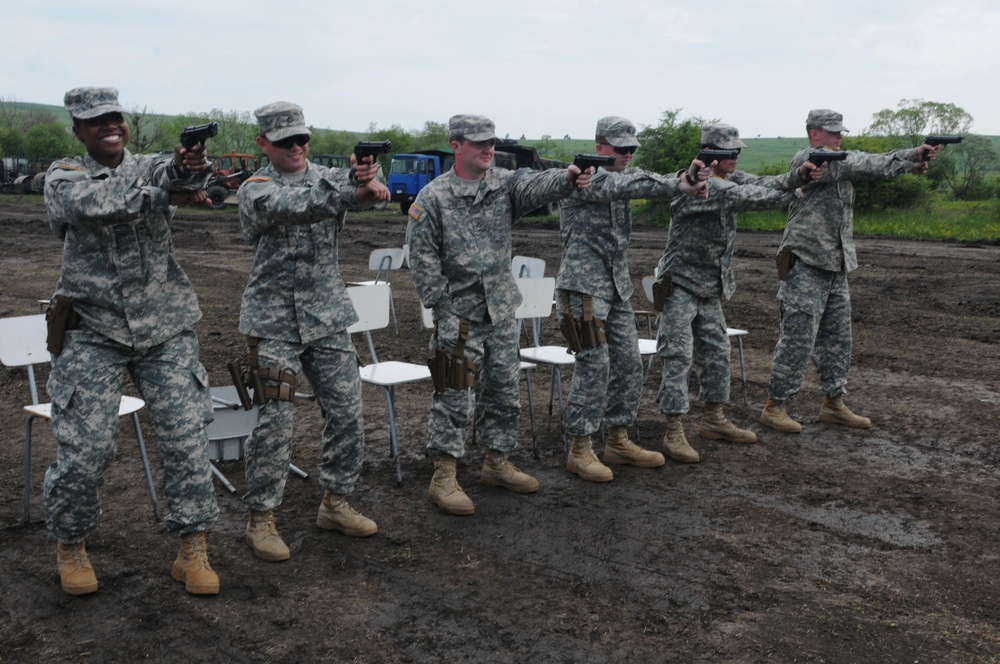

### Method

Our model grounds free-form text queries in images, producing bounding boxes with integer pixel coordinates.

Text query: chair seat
[519,346,576,366]
[24,395,146,420]
[349,279,391,287]
[637,338,657,356]
[727,327,748,337]
[359,361,431,387]
[519,360,537,371]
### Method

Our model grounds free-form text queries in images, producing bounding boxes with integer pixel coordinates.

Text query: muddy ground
[0,194,998,663]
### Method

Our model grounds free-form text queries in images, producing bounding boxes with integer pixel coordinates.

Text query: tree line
[2,97,997,205]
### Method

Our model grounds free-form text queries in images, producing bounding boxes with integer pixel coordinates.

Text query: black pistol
[807,150,848,167]
[925,135,963,148]
[180,122,218,150]
[573,154,616,172]
[695,148,739,165]
[354,140,393,162]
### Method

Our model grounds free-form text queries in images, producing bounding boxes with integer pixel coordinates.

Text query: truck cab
[387,149,454,214]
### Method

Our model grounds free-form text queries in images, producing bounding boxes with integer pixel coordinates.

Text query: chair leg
[209,461,238,494]
[736,337,748,405]
[132,413,161,522]
[382,386,404,486]
[289,463,309,479]
[23,415,36,524]
[523,369,538,459]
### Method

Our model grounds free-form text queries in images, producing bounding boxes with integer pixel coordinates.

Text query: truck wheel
[206,186,229,209]
[400,201,411,215]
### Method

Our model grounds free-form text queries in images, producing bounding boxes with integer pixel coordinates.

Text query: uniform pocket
[46,375,78,411]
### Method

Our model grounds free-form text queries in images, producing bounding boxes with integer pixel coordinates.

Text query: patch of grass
[634,199,1000,242]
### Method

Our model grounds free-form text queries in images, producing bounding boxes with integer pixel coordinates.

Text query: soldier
[656,123,821,462]
[43,87,220,596]
[408,114,592,515]
[236,101,389,561]
[555,116,709,482]
[760,110,936,433]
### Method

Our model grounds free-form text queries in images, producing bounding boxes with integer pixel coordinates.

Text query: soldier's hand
[174,144,212,175]
[918,143,940,162]
[688,159,712,182]
[679,177,709,199]
[911,161,929,175]
[350,154,379,184]
[800,161,823,181]
[355,179,391,204]
[169,189,210,206]
[568,164,592,190]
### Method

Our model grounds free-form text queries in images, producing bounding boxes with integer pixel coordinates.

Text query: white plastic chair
[347,284,431,485]
[204,386,309,494]
[511,255,547,344]
[641,274,749,405]
[0,314,159,524]
[350,248,406,335]
[511,255,545,279]
[515,277,574,449]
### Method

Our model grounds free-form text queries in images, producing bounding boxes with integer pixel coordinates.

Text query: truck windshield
[390,158,419,174]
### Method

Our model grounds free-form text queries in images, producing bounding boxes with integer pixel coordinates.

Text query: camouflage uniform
[237,149,370,510]
[43,146,218,542]
[768,113,922,402]
[557,166,686,437]
[656,171,800,414]
[409,164,574,458]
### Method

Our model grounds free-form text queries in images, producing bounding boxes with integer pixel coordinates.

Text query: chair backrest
[642,275,655,305]
[346,284,392,333]
[346,283,392,363]
[368,247,406,282]
[511,255,545,279]
[0,314,49,405]
[514,277,555,320]
[402,244,411,268]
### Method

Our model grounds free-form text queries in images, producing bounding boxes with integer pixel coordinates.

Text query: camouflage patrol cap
[596,116,640,148]
[700,123,747,149]
[254,101,311,142]
[448,114,496,141]
[63,87,125,120]
[806,109,849,133]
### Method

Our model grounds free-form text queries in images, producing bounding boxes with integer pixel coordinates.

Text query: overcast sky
[4,0,998,140]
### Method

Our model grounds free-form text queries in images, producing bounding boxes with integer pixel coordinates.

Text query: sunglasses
[272,135,310,149]
[611,145,637,156]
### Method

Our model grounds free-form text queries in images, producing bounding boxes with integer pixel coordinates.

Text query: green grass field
[632,199,1000,242]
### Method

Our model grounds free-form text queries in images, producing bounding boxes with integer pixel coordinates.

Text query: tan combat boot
[663,416,700,463]
[245,510,291,561]
[57,541,98,596]
[566,435,613,482]
[481,450,540,493]
[759,397,803,433]
[699,403,758,443]
[317,491,378,536]
[603,426,665,467]
[428,455,475,515]
[818,396,872,429]
[171,531,219,595]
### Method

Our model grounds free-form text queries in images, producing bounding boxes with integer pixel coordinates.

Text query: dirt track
[1,195,999,663]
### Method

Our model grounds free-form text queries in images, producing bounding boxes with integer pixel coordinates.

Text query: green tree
[127,105,167,154]
[938,134,999,200]
[413,121,448,150]
[632,109,711,176]
[24,122,76,161]
[0,128,26,157]
[866,99,973,146]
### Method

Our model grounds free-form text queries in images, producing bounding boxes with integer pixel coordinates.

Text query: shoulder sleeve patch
[409,203,424,221]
